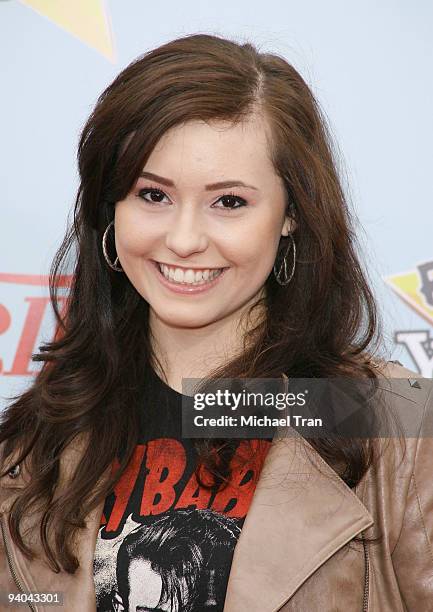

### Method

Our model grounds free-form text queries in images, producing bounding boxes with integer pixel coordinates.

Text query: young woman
[1,33,432,612]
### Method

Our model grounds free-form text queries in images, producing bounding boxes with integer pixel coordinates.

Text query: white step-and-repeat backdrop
[1,1,432,407]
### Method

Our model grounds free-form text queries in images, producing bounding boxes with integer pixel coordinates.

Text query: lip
[150,260,229,294]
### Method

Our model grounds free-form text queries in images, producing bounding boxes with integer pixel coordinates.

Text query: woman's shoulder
[375,357,426,378]
[364,358,433,491]
[370,357,432,405]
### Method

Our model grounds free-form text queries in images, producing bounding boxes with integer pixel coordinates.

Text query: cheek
[116,228,154,257]
[224,223,281,270]
[115,209,158,256]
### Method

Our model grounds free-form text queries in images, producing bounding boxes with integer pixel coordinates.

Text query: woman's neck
[149,302,266,394]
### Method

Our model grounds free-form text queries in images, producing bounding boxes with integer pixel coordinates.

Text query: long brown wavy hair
[1,33,387,573]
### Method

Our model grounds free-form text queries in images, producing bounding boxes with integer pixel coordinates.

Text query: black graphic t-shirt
[93,366,272,612]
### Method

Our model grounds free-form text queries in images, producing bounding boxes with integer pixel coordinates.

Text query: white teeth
[157,263,224,285]
[174,268,184,283]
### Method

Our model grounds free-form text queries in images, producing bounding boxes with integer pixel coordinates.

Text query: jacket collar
[222,426,374,612]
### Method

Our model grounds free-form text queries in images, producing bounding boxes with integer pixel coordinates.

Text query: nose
[164,205,208,257]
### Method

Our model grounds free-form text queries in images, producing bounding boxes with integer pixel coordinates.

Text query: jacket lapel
[223,427,374,612]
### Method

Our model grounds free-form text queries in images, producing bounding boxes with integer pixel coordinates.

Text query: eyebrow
[139,171,258,191]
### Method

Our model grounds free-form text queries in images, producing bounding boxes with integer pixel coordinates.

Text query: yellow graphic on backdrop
[19,0,115,62]
[386,265,433,327]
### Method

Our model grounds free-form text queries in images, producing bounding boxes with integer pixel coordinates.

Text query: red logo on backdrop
[0,273,72,377]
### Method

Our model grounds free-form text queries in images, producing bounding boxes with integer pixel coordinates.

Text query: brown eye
[138,188,170,205]
[214,194,247,210]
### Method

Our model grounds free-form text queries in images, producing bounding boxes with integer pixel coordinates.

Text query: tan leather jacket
[1,361,432,611]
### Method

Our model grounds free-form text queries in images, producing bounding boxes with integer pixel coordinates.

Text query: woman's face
[114,115,294,330]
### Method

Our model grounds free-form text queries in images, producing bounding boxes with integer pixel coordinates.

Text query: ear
[281,215,297,237]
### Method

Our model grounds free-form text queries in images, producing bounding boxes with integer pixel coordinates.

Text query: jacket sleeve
[391,379,433,610]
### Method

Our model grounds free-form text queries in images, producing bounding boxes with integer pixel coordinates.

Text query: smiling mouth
[152,260,228,286]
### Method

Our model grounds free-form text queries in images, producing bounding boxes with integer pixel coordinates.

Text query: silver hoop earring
[102,220,123,272]
[273,233,296,286]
